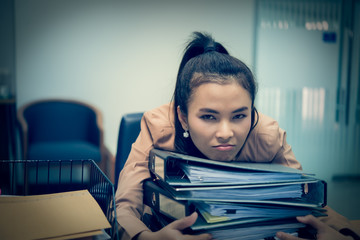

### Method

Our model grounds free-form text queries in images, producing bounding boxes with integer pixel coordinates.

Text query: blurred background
[1,0,359,219]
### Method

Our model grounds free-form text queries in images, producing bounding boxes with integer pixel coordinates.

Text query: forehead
[188,82,252,110]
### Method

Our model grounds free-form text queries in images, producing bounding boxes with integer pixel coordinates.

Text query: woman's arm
[115,103,182,239]
[115,131,154,238]
[271,127,302,170]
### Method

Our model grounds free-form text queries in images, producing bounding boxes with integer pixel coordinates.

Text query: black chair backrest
[114,112,143,189]
[22,101,99,145]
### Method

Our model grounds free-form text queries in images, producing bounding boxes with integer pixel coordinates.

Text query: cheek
[189,119,210,136]
[187,119,214,143]
[236,119,252,139]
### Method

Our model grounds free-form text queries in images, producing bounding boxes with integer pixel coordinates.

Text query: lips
[214,144,235,151]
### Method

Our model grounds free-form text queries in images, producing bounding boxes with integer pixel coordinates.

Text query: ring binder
[145,148,327,238]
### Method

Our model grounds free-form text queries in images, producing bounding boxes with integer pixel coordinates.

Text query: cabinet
[0,99,16,159]
[0,0,16,160]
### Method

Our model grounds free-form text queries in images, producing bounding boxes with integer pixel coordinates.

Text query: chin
[207,152,236,161]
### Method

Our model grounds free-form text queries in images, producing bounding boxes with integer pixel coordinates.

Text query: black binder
[149,148,315,187]
[148,148,327,208]
[145,148,327,238]
[143,179,326,229]
[150,209,318,239]
[160,179,327,208]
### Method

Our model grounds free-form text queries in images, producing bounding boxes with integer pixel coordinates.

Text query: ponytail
[176,32,229,81]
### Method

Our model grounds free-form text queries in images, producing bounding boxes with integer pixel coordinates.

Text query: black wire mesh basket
[0,159,119,240]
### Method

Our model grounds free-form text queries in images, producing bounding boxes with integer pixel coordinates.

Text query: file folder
[0,190,111,240]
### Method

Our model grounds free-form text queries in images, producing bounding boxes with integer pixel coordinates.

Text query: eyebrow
[199,107,249,114]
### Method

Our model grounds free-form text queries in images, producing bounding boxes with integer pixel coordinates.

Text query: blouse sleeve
[114,117,153,239]
[114,104,175,239]
[271,127,302,170]
[239,112,302,170]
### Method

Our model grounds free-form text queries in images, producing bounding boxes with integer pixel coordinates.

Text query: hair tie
[204,46,216,53]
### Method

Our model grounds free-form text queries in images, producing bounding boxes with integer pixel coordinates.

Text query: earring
[183,130,189,138]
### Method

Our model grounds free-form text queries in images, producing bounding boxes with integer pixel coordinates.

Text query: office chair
[17,99,112,177]
[114,112,143,189]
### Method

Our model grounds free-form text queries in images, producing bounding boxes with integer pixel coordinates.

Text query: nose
[215,121,234,141]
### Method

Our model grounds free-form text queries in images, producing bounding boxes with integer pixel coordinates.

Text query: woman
[115,32,301,240]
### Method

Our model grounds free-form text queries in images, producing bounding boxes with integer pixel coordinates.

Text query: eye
[200,114,216,121]
[233,114,246,120]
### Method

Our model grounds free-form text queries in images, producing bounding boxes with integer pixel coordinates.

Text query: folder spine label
[159,193,186,219]
[152,155,165,180]
[144,179,195,221]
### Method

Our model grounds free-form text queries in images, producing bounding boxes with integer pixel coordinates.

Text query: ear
[177,105,188,131]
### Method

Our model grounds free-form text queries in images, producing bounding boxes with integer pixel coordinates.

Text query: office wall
[15,0,256,155]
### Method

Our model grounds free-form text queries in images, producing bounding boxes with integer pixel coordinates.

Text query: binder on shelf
[149,148,315,187]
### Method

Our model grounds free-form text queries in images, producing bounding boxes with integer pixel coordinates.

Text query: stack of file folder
[144,149,327,240]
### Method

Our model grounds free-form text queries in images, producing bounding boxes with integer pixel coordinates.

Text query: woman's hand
[276,215,353,240]
[138,212,212,240]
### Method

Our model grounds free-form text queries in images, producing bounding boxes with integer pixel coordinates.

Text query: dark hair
[173,32,258,157]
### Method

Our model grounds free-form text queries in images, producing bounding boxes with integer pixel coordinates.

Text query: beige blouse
[115,102,302,239]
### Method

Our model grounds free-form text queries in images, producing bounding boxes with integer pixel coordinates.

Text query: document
[185,183,303,200]
[205,221,304,240]
[194,201,321,223]
[179,162,303,184]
